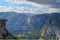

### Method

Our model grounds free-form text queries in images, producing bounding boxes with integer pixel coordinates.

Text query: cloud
[0,6,14,12]
[26,0,60,13]
[0,0,59,13]
[0,6,59,14]
[47,8,59,13]
[27,0,60,8]
[0,6,44,13]
[5,0,50,8]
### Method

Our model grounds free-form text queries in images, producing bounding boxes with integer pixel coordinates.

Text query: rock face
[0,19,7,39]
[0,19,15,39]
[40,13,60,40]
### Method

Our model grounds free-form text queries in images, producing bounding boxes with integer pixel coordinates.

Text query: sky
[0,0,60,14]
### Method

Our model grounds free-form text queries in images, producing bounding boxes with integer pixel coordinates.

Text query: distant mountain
[48,13,60,37]
[30,14,48,30]
[1,12,60,37]
[6,13,29,34]
[0,12,35,35]
[0,12,16,19]
[38,13,60,38]
[0,12,47,36]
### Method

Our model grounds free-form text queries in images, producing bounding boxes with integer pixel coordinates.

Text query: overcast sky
[0,0,60,14]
